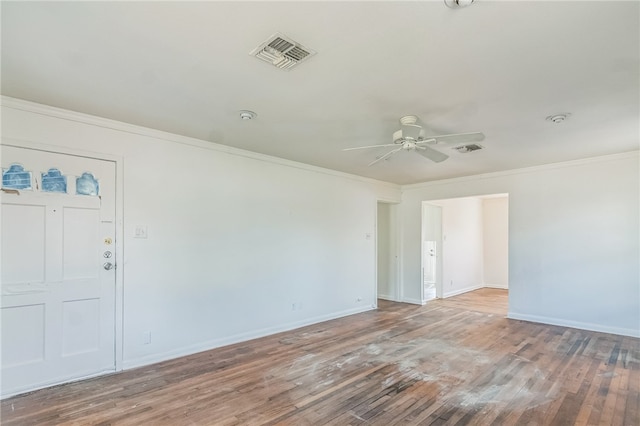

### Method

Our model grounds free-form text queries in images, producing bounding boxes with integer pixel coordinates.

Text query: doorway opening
[377,201,399,302]
[421,194,509,310]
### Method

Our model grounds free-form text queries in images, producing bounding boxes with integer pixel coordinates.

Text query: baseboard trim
[401,297,425,305]
[377,294,399,302]
[484,283,509,289]
[507,312,640,338]
[443,284,484,299]
[122,305,374,370]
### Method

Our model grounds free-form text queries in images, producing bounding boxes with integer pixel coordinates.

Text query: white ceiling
[2,1,638,185]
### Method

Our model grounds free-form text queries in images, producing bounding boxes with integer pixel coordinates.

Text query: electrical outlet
[142,331,151,345]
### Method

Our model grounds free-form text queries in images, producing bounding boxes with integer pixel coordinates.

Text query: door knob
[103,262,114,270]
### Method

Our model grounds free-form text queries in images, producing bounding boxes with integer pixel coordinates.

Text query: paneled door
[1,145,116,397]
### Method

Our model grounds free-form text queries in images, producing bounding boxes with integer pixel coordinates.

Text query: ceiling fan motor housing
[393,128,428,144]
[399,115,419,125]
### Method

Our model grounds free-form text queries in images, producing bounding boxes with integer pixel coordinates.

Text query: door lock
[103,262,114,271]
[103,251,112,258]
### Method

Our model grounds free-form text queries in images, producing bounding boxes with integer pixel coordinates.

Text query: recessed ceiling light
[239,110,257,120]
[444,0,476,9]
[546,113,570,124]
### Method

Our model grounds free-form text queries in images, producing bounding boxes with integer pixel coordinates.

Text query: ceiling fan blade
[343,143,398,151]
[416,145,449,163]
[368,147,402,166]
[429,132,485,144]
[402,124,422,140]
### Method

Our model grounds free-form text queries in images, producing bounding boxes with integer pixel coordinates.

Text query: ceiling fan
[344,115,485,166]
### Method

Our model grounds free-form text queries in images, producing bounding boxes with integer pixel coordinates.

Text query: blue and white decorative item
[2,164,32,190]
[76,172,99,196]
[42,168,67,193]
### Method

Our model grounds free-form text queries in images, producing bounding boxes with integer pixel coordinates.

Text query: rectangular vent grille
[285,46,310,61]
[268,37,294,52]
[251,33,316,70]
[453,144,483,153]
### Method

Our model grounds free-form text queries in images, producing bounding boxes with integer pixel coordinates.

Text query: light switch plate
[134,225,148,239]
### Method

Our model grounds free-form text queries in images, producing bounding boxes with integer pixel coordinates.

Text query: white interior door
[422,203,442,302]
[1,145,116,397]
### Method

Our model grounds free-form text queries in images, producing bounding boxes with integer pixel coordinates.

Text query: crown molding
[401,150,639,191]
[1,96,401,191]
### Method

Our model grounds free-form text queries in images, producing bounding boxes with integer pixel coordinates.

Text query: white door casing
[1,145,116,397]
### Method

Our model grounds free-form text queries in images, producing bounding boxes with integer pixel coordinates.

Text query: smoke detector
[250,33,316,71]
[546,113,570,124]
[444,0,476,9]
[239,110,257,120]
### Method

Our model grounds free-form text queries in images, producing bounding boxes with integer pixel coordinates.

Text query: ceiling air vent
[453,144,483,153]
[250,33,316,70]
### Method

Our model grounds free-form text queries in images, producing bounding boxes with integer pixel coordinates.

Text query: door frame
[375,199,401,304]
[1,137,125,372]
[421,194,510,303]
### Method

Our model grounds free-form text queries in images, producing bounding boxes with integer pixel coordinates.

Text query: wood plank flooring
[2,289,639,425]
[433,288,509,316]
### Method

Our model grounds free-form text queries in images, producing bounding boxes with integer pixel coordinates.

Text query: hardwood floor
[2,289,638,425]
[434,288,509,316]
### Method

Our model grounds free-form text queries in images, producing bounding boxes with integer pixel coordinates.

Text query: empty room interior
[1,1,638,425]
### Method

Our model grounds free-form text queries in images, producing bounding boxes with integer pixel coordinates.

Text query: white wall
[482,197,509,288]
[1,98,401,368]
[377,203,392,299]
[401,153,640,337]
[430,197,484,298]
